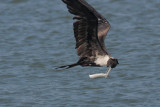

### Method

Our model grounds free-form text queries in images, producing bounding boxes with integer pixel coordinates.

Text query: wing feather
[62,0,110,57]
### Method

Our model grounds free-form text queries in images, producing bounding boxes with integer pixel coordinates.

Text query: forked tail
[55,63,79,69]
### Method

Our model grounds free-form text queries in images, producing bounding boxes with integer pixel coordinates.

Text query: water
[0,0,160,106]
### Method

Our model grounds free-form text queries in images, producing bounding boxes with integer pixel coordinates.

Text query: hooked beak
[105,66,112,78]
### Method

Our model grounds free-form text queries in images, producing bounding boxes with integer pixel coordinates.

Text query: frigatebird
[58,0,119,78]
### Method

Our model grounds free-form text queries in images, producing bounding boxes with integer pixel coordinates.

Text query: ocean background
[0,0,160,106]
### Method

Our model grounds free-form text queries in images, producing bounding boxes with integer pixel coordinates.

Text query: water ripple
[0,0,160,106]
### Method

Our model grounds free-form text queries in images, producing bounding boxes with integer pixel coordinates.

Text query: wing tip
[62,0,70,4]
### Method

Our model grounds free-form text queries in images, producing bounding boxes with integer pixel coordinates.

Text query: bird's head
[107,57,119,68]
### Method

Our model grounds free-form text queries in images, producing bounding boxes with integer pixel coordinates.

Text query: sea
[0,0,160,106]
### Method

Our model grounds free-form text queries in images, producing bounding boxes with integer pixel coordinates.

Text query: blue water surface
[0,0,160,106]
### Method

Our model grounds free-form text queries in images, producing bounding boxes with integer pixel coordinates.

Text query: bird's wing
[62,0,110,57]
[98,18,110,53]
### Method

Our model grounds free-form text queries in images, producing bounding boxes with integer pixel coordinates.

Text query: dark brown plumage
[63,0,110,56]
[57,0,118,69]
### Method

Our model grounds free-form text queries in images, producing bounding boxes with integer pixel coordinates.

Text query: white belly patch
[94,55,109,66]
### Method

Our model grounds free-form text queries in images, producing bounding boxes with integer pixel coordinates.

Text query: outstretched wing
[62,0,110,57]
[98,19,110,52]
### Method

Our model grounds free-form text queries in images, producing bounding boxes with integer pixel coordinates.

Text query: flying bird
[58,0,119,78]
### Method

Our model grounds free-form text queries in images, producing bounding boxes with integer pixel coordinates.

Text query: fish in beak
[89,66,112,79]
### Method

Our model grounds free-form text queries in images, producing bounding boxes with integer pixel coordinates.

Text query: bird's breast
[94,55,109,66]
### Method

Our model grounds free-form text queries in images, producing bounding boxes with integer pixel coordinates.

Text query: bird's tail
[55,63,79,69]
